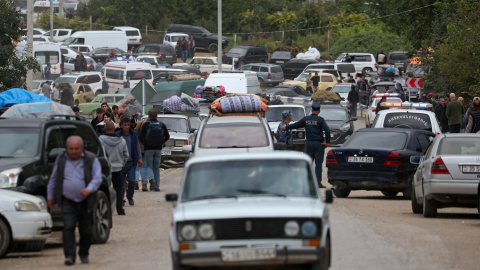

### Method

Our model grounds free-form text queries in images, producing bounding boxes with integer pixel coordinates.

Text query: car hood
[195,147,273,156]
[325,120,348,130]
[166,131,190,140]
[0,157,37,172]
[175,197,325,221]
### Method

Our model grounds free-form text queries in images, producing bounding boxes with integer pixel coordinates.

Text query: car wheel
[381,190,399,197]
[171,251,191,270]
[333,188,351,198]
[423,196,437,218]
[411,186,423,214]
[309,233,330,270]
[258,78,265,87]
[11,240,46,252]
[403,175,413,200]
[208,43,218,53]
[362,67,373,75]
[0,219,11,258]
[75,99,79,106]
[91,190,112,244]
[91,110,97,118]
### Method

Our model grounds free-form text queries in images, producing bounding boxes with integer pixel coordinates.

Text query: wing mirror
[165,193,178,202]
[410,156,422,164]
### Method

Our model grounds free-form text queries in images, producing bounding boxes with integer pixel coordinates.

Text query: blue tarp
[0,88,52,108]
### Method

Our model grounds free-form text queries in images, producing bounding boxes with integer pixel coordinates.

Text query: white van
[204,72,260,94]
[62,31,128,52]
[33,42,62,78]
[43,29,75,42]
[100,61,154,93]
[163,33,188,48]
[112,26,142,47]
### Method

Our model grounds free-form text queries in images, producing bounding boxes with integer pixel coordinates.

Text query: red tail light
[158,52,162,57]
[431,157,450,174]
[152,80,156,86]
[384,151,401,166]
[371,108,376,112]
[326,150,338,165]
[268,73,271,79]
[374,63,377,68]
[140,39,142,43]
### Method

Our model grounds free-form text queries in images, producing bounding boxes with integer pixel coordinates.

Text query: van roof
[165,33,189,36]
[113,26,140,31]
[207,72,257,78]
[104,61,152,69]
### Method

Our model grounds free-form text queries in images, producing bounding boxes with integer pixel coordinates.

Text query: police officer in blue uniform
[276,110,293,150]
[280,102,330,188]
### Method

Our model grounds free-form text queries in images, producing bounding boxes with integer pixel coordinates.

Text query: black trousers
[61,197,93,262]
[111,171,124,214]
[449,124,460,133]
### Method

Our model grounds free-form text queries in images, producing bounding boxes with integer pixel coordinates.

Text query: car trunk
[331,148,400,171]
[440,156,480,180]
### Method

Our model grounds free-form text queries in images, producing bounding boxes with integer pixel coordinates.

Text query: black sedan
[326,128,434,199]
[87,47,126,64]
[319,104,354,145]
[264,85,312,98]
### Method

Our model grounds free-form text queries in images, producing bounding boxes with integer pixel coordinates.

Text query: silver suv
[238,63,284,87]
[335,53,377,75]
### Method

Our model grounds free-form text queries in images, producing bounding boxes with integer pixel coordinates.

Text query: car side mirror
[274,142,287,150]
[182,145,193,152]
[410,156,421,164]
[165,193,178,202]
[324,189,334,203]
[190,128,197,133]
[48,148,65,162]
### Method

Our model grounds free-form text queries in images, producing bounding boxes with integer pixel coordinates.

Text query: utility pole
[26,0,34,91]
[49,0,53,41]
[59,0,64,28]
[217,0,222,73]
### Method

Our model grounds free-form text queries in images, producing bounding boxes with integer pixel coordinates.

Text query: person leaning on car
[280,102,330,188]
[47,136,102,265]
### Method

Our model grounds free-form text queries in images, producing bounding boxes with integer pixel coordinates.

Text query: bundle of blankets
[163,93,200,112]
[208,94,269,116]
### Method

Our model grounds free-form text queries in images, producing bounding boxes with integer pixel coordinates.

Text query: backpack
[144,121,164,148]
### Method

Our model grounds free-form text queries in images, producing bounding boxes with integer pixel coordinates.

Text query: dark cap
[312,102,321,110]
[96,108,104,113]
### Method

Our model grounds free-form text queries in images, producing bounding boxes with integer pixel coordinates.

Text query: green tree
[0,0,40,92]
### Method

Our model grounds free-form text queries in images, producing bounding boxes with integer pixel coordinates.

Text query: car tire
[381,190,399,197]
[309,233,330,270]
[11,240,46,252]
[258,78,265,87]
[411,186,422,214]
[333,188,351,198]
[362,67,373,75]
[0,219,11,258]
[208,43,218,53]
[91,190,112,244]
[403,175,413,200]
[423,196,437,218]
[171,251,190,270]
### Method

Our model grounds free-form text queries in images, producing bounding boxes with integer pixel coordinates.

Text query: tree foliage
[0,0,40,92]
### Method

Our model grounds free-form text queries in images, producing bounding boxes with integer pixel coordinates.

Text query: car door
[201,58,215,73]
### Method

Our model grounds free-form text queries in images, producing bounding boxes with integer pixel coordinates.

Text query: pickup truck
[173,57,232,74]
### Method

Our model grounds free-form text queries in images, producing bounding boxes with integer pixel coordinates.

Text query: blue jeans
[144,149,162,189]
[182,50,188,62]
[136,154,153,182]
[61,197,92,261]
[121,160,136,200]
[306,141,326,186]
[350,102,358,118]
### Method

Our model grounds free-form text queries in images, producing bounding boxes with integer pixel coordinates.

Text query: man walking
[276,110,293,150]
[446,93,465,133]
[139,108,170,192]
[280,103,330,188]
[51,83,60,101]
[42,80,52,98]
[101,77,109,94]
[181,37,188,62]
[310,72,320,93]
[91,108,104,129]
[465,97,480,133]
[347,84,359,119]
[47,136,102,265]
[134,117,154,191]
[116,116,142,205]
[99,122,129,215]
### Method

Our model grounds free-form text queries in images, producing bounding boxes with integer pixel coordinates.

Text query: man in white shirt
[51,83,60,101]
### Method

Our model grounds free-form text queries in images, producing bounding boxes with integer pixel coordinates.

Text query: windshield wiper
[237,189,287,197]
[216,146,250,149]
[187,195,238,201]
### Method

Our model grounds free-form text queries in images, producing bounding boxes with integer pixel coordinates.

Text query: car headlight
[340,123,350,132]
[284,220,300,237]
[296,131,305,139]
[301,221,317,237]
[198,223,214,240]
[0,168,22,188]
[180,224,197,241]
[15,200,41,211]
[175,140,187,147]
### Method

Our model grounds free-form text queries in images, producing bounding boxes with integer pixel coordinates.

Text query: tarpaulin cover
[0,88,52,108]
[2,102,74,118]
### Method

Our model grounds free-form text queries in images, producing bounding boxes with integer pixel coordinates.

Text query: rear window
[438,138,480,155]
[228,47,248,55]
[271,66,283,73]
[383,112,432,131]
[343,131,407,149]
[321,76,334,82]
[265,107,305,122]
[271,51,291,58]
[389,53,407,60]
[159,45,175,54]
[305,64,334,71]
[126,30,139,36]
[199,123,268,148]
[55,77,76,84]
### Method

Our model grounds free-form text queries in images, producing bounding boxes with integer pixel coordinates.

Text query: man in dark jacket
[139,108,170,192]
[347,85,360,119]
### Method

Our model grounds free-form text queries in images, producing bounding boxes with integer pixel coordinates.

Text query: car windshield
[199,123,268,148]
[265,107,305,122]
[295,73,309,82]
[332,85,351,93]
[438,138,480,155]
[383,112,432,131]
[181,160,317,202]
[157,117,188,133]
[0,128,40,158]
[271,51,291,58]
[320,108,347,121]
[55,77,76,84]
[374,84,397,92]
[138,58,155,64]
[343,131,407,149]
[228,48,247,56]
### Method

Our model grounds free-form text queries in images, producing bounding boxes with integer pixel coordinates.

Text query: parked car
[78,93,126,117]
[166,24,229,52]
[281,59,319,80]
[166,151,333,270]
[327,128,435,198]
[238,63,284,86]
[372,107,442,135]
[335,53,377,75]
[283,72,338,92]
[68,44,93,54]
[331,83,356,103]
[31,80,46,94]
[63,55,96,74]
[0,189,52,258]
[0,116,116,244]
[136,55,171,68]
[387,51,409,72]
[266,104,307,151]
[303,62,356,76]
[54,72,102,96]
[86,47,127,64]
[71,83,95,106]
[225,46,268,68]
[43,28,75,42]
[269,51,293,64]
[112,26,143,47]
[134,44,177,65]
[163,33,189,48]
[319,103,354,145]
[411,134,480,217]
[173,56,232,74]
[365,94,404,128]
[266,84,312,97]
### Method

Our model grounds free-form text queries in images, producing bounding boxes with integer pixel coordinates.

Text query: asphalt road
[1,116,479,270]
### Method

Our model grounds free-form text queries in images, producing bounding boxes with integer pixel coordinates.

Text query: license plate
[348,156,374,163]
[276,61,284,63]
[129,39,136,41]
[461,165,480,173]
[221,247,276,262]
[161,151,171,155]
